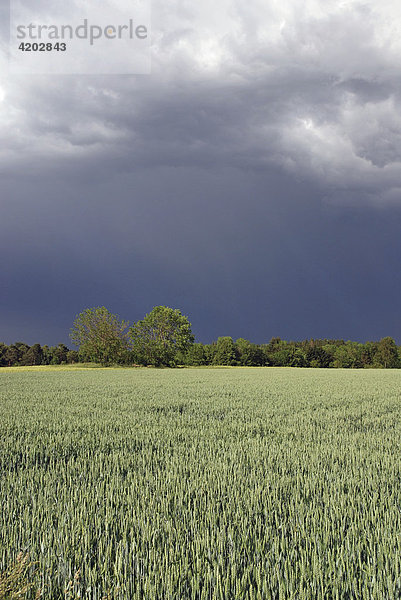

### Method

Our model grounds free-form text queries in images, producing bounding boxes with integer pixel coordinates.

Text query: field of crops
[1,367,401,599]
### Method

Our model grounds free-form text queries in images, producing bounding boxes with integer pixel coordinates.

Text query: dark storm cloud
[2,0,401,199]
[1,0,401,344]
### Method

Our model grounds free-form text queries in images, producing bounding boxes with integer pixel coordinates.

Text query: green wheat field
[1,367,401,599]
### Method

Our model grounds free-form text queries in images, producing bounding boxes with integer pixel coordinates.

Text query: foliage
[129,306,194,366]
[20,344,43,367]
[305,345,332,368]
[178,342,207,366]
[66,350,79,364]
[212,336,237,365]
[235,338,264,366]
[70,307,130,365]
[2,368,401,598]
[374,336,401,368]
[1,310,401,369]
[0,343,78,367]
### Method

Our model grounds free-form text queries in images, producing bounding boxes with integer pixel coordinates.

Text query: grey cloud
[1,0,401,202]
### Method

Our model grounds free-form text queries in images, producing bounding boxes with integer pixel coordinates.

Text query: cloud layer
[1,0,401,203]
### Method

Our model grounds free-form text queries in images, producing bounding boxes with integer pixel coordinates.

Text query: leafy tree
[21,343,43,366]
[267,337,286,353]
[52,344,69,364]
[331,345,353,368]
[213,337,237,366]
[181,343,207,366]
[130,306,194,366]
[5,346,19,366]
[289,347,308,367]
[41,345,54,365]
[0,343,8,367]
[265,344,304,367]
[235,338,264,366]
[331,342,364,369]
[70,307,130,365]
[268,347,290,366]
[305,345,332,368]
[67,350,80,364]
[203,343,217,365]
[259,345,271,366]
[360,342,376,368]
[374,337,400,368]
[264,337,289,365]
[5,343,29,366]
[279,346,307,367]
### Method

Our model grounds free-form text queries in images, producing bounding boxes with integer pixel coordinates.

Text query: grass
[0,553,40,599]
[1,367,401,598]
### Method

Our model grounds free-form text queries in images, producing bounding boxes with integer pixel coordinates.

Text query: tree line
[0,342,77,367]
[1,305,400,368]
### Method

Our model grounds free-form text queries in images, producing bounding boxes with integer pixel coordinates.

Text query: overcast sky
[1,0,401,346]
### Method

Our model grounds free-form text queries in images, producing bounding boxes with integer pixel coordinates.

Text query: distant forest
[1,305,400,369]
[0,336,400,369]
